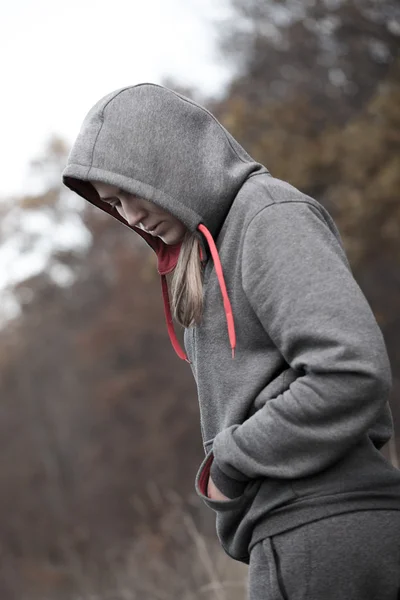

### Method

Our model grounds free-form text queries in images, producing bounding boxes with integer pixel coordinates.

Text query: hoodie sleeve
[209,200,392,498]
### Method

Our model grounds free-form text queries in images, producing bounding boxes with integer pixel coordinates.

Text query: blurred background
[1,0,399,598]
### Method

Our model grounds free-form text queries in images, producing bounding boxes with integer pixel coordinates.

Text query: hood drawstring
[160,223,236,363]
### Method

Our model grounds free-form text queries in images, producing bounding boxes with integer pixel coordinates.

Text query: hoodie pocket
[194,444,293,564]
[194,447,257,512]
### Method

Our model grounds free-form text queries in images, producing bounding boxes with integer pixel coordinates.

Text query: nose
[118,198,148,227]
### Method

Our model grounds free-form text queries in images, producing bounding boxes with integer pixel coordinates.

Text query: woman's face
[89,180,188,245]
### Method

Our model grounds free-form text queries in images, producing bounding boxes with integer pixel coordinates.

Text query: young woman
[62,83,400,599]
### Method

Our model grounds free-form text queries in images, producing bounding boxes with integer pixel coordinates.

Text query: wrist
[209,457,250,498]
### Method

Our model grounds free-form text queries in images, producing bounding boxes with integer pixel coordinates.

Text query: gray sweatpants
[248,510,400,600]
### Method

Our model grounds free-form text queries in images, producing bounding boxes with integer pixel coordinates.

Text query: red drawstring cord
[197,224,236,359]
[160,223,236,361]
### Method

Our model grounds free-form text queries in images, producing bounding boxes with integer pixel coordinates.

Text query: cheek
[166,218,183,232]
[175,220,187,233]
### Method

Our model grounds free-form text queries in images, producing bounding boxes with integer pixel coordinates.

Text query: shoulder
[234,173,333,232]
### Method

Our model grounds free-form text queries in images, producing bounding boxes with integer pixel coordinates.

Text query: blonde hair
[170,230,205,328]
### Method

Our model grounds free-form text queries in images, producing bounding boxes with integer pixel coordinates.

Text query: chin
[158,232,181,245]
[159,235,176,245]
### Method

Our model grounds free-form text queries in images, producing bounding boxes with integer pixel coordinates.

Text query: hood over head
[62,83,268,361]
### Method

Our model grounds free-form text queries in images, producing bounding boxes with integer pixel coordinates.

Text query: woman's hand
[207,474,230,501]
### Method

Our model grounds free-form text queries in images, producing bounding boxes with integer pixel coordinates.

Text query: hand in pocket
[207,474,231,501]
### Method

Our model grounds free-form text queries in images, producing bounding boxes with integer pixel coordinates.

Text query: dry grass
[0,483,248,600]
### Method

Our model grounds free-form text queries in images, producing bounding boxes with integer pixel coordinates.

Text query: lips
[146,222,163,234]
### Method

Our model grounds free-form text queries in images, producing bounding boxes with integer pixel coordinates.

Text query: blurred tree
[0,140,204,590]
[22,135,71,208]
[215,0,400,124]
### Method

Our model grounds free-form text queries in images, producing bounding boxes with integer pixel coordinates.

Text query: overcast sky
[2,0,234,198]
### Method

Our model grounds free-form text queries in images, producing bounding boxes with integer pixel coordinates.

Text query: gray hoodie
[62,83,400,564]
